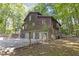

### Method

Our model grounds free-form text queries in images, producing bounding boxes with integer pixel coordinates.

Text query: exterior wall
[37,16,52,28]
[23,13,39,31]
[20,12,61,40]
[24,13,52,32]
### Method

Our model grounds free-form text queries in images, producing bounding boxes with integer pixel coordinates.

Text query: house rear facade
[20,12,61,40]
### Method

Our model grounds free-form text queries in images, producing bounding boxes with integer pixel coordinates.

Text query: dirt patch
[10,38,79,56]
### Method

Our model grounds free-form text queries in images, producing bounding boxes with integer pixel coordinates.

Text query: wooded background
[0,3,79,36]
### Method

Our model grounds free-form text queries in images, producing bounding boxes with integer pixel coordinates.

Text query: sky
[24,3,37,9]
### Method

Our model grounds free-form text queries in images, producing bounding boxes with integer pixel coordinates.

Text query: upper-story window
[32,22,35,26]
[29,15,31,21]
[42,20,45,24]
[22,26,24,29]
[57,23,59,28]
[24,24,27,29]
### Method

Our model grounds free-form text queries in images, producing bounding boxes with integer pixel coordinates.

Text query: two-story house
[20,12,61,40]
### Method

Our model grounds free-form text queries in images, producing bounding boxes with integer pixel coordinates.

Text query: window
[22,26,24,29]
[42,32,48,39]
[35,32,39,39]
[32,22,35,26]
[21,33,25,38]
[42,20,45,24]
[25,24,27,29]
[29,16,31,21]
[29,32,33,39]
[42,20,44,24]
[25,33,29,39]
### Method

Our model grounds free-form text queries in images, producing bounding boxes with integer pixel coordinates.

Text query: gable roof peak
[28,12,42,15]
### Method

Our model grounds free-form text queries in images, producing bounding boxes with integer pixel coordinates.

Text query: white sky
[24,3,37,9]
